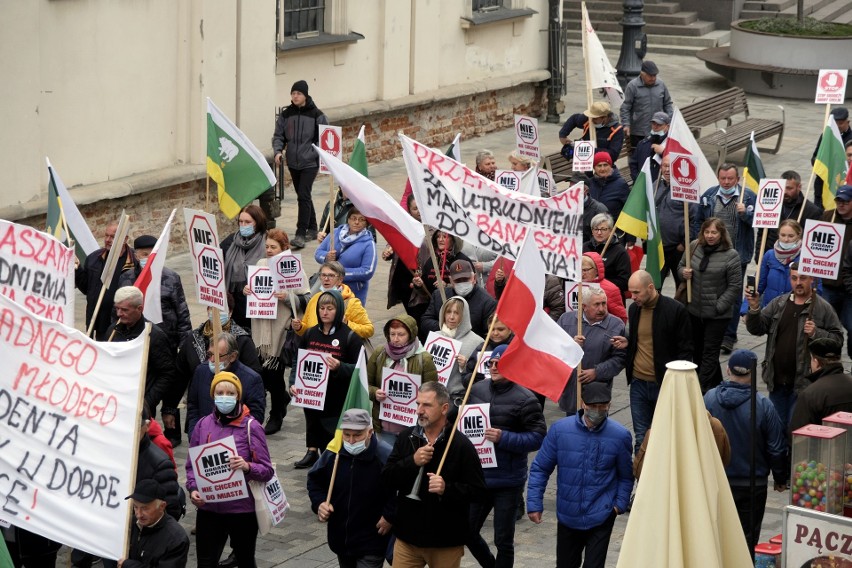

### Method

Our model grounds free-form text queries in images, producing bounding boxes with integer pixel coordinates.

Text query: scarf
[773,240,801,266]
[338,224,364,246]
[441,324,457,338]
[698,243,720,272]
[191,320,249,368]
[385,340,420,362]
[252,258,296,362]
[223,230,266,288]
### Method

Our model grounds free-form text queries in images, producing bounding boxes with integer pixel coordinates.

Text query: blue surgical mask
[138,258,148,269]
[208,311,230,325]
[718,185,738,197]
[344,440,367,455]
[650,129,666,138]
[778,240,800,251]
[208,361,226,374]
[239,225,255,238]
[214,395,237,414]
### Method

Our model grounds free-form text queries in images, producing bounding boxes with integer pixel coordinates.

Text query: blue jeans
[822,286,852,356]
[629,379,661,455]
[466,485,523,568]
[769,385,797,429]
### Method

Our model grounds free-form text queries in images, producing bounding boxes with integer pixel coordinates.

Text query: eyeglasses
[319,273,338,279]
[486,360,499,368]
[592,227,611,233]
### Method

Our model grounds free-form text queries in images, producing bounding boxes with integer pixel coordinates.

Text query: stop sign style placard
[246,265,277,319]
[815,69,848,104]
[187,436,248,503]
[270,250,307,291]
[495,170,521,191]
[457,403,497,468]
[753,179,785,229]
[379,368,421,427]
[799,219,846,280]
[318,125,342,174]
[572,141,595,172]
[195,245,227,310]
[514,115,540,161]
[292,349,330,410]
[670,153,699,203]
[424,331,462,387]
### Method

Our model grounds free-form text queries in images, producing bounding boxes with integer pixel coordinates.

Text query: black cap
[641,60,659,75]
[125,479,166,504]
[831,107,849,121]
[581,382,611,405]
[291,80,309,97]
[810,338,843,360]
[133,235,157,250]
[727,349,757,376]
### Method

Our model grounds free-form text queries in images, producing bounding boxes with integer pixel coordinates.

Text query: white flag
[582,3,624,110]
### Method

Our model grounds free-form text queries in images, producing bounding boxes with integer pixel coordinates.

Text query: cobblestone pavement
[60,49,848,567]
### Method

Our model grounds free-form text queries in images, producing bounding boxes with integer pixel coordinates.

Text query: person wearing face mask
[558,101,624,163]
[629,111,669,183]
[293,261,374,341]
[462,313,514,388]
[368,315,438,445]
[418,230,472,297]
[307,409,395,568]
[527,382,632,568]
[186,372,274,568]
[185,332,266,438]
[222,204,268,329]
[420,260,497,342]
[315,207,377,304]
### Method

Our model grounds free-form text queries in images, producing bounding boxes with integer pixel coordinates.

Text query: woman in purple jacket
[186,372,274,568]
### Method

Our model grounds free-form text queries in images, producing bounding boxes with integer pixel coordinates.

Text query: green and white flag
[446,133,462,163]
[206,98,277,218]
[742,131,766,194]
[326,347,371,454]
[349,125,368,177]
[46,157,99,264]
[615,158,663,288]
[814,115,849,210]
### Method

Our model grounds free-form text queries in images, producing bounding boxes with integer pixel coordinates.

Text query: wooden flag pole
[739,168,749,204]
[683,202,692,303]
[211,309,224,369]
[754,229,770,293]
[86,287,109,338]
[87,212,131,338]
[426,233,447,305]
[329,180,337,250]
[598,230,616,259]
[325,452,341,503]
[581,3,597,148]
[206,176,210,211]
[575,281,584,411]
[800,104,832,222]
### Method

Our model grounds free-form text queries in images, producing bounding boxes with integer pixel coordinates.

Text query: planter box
[729,21,852,70]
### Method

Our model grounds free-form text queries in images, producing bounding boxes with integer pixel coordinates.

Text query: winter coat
[629,133,664,182]
[185,406,274,515]
[186,360,266,437]
[315,225,377,304]
[790,363,852,433]
[692,186,756,265]
[118,264,192,348]
[625,294,693,383]
[434,296,485,398]
[123,514,189,568]
[739,250,822,316]
[754,193,821,261]
[382,425,487,548]
[584,237,632,294]
[307,435,394,558]
[677,240,742,320]
[105,316,177,413]
[527,413,633,530]
[272,96,328,170]
[746,293,844,393]
[545,275,567,321]
[420,233,471,296]
[296,283,374,340]
[469,378,546,488]
[586,169,631,222]
[704,382,787,485]
[137,435,182,521]
[462,334,514,388]
[619,76,674,137]
[583,252,627,322]
[558,113,625,162]
[827,210,852,289]
[655,178,694,249]
[420,285,497,342]
[75,246,136,340]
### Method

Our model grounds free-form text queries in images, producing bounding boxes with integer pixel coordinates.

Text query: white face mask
[454,282,474,297]
[343,439,368,455]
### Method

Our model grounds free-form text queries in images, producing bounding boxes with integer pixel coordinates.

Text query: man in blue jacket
[466,344,547,568]
[527,382,632,568]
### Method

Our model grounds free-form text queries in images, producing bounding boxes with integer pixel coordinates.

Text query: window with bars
[280,0,325,38]
[473,0,504,11]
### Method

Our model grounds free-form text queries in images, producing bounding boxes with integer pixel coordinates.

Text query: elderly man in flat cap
[620,60,674,152]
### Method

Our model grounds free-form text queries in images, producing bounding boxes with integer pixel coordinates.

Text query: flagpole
[754,229,769,294]
[206,176,210,211]
[425,232,447,305]
[325,452,341,503]
[87,212,131,338]
[288,291,299,320]
[436,315,499,476]
[581,3,597,148]
[575,282,584,411]
[738,167,749,205]
[123,325,151,560]
[57,198,75,250]
[599,230,616,259]
[683,202,692,303]
[329,180,336,250]
[800,105,832,221]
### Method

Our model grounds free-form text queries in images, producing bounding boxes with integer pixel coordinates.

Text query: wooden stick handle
[684,202,692,303]
[325,452,341,503]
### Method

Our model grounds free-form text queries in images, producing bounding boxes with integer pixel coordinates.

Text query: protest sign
[0,292,146,559]
[379,368,421,427]
[537,169,556,197]
[564,281,591,312]
[270,251,307,291]
[261,474,290,525]
[183,208,227,310]
[458,403,497,468]
[753,179,785,229]
[476,350,493,381]
[799,220,846,280]
[188,435,248,503]
[815,69,848,105]
[572,141,595,172]
[291,349,330,410]
[495,170,521,192]
[402,135,584,281]
[514,115,540,161]
[670,153,700,203]
[246,266,277,319]
[318,125,343,175]
[0,220,75,325]
[424,332,462,387]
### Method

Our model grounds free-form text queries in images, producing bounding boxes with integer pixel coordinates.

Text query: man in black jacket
[789,338,852,433]
[419,260,497,342]
[119,480,189,568]
[382,382,486,568]
[612,270,693,454]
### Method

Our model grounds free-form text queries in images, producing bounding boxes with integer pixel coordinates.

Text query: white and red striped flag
[496,233,584,401]
[315,145,425,270]
[133,209,176,324]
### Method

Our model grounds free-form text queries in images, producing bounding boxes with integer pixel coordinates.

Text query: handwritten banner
[188,435,248,503]
[379,368,421,427]
[270,251,307,291]
[424,332,462,387]
[246,266,277,319]
[0,220,75,325]
[458,403,497,468]
[292,349,330,410]
[0,292,146,559]
[183,208,227,310]
[402,135,584,281]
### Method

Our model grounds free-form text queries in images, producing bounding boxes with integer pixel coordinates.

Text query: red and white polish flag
[133,209,176,324]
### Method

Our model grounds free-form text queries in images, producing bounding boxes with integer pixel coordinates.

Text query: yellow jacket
[295,284,374,339]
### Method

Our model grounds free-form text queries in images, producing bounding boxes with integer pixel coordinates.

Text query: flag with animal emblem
[326,347,371,453]
[206,98,277,218]
[582,2,624,110]
[742,131,766,194]
[814,114,849,210]
[46,158,99,264]
[615,158,664,288]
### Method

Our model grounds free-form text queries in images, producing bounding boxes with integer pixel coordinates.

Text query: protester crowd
[6,71,852,568]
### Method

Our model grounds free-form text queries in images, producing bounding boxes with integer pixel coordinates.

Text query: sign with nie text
[458,403,497,468]
[799,219,846,280]
[379,368,421,427]
[753,179,785,229]
[424,332,462,387]
[292,349,330,410]
[188,435,248,503]
[183,208,227,310]
[246,265,277,319]
[514,115,540,161]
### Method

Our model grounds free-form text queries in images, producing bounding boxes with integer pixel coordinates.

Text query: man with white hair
[105,286,178,413]
[475,150,497,181]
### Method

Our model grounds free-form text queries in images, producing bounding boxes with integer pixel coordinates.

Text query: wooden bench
[679,86,785,168]
[542,144,632,186]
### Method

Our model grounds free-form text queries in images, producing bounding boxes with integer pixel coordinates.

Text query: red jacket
[148,419,176,468]
[583,252,627,322]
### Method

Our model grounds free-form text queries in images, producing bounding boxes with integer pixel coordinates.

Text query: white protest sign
[572,141,595,172]
[0,220,75,325]
[403,135,585,281]
[246,266,277,319]
[537,169,557,197]
[514,115,540,161]
[753,179,785,229]
[270,251,307,291]
[183,208,227,310]
[424,331,462,387]
[379,368,421,427]
[815,69,848,104]
[564,281,587,312]
[291,349,330,410]
[799,220,847,280]
[458,403,497,468]
[188,435,248,503]
[495,170,521,192]
[670,153,700,203]
[0,292,145,559]
[261,474,290,525]
[477,350,493,381]
[318,125,343,175]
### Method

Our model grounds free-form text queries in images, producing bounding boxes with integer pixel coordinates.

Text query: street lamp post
[615,0,647,89]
